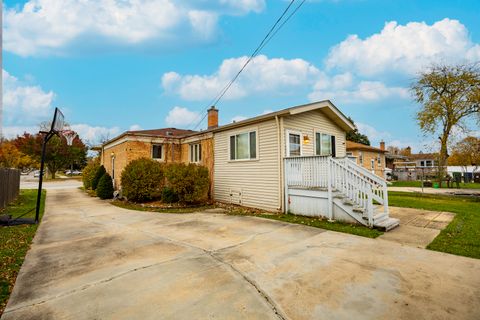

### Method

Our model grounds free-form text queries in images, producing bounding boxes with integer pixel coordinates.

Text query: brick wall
[349,150,386,178]
[102,136,214,191]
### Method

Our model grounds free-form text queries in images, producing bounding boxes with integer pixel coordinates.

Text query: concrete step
[374,217,400,231]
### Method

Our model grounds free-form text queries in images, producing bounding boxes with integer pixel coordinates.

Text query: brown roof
[408,153,437,160]
[126,128,196,138]
[346,141,387,153]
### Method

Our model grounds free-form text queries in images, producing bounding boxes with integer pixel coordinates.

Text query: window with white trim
[371,159,375,169]
[288,132,301,157]
[359,152,363,165]
[190,143,202,163]
[152,144,163,160]
[230,131,257,160]
[377,155,381,165]
[315,132,333,156]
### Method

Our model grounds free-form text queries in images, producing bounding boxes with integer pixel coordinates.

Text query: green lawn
[228,211,383,238]
[389,191,480,259]
[390,180,480,189]
[0,189,46,315]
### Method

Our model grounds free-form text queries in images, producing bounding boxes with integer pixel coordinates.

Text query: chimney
[380,140,385,151]
[208,106,219,130]
[405,146,412,156]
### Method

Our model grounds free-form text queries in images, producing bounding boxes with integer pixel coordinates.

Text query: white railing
[335,157,389,216]
[284,156,389,226]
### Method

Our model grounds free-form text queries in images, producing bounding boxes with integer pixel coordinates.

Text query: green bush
[82,158,100,190]
[161,187,179,203]
[97,173,114,199]
[121,158,165,202]
[92,165,106,190]
[164,163,210,204]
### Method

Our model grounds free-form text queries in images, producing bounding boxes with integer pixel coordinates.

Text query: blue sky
[2,0,480,151]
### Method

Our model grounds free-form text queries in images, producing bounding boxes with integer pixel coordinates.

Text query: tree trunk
[438,134,449,188]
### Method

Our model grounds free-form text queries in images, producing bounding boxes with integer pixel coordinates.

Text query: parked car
[65,170,82,175]
[33,170,44,178]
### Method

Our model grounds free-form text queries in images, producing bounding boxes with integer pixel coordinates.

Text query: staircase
[284,155,399,231]
[329,157,399,231]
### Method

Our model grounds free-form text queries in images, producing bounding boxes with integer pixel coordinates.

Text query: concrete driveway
[3,189,480,320]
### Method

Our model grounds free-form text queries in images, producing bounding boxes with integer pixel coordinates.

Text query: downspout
[276,115,282,212]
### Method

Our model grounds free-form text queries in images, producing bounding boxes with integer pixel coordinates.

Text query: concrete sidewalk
[2,189,480,320]
[388,186,480,195]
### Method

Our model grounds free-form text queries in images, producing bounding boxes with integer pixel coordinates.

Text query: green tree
[346,117,370,145]
[412,63,480,185]
[12,132,87,178]
[92,165,107,190]
[97,173,114,199]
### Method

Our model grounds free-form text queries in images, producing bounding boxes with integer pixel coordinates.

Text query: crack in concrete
[3,254,201,315]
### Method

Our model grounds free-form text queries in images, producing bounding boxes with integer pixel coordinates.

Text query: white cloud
[231,115,247,122]
[309,79,409,104]
[355,122,391,142]
[165,106,200,127]
[326,18,480,76]
[3,0,265,56]
[129,124,143,131]
[70,124,121,145]
[2,126,40,139]
[162,55,320,101]
[2,69,55,125]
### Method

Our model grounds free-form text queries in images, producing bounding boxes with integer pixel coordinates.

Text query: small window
[289,133,301,157]
[152,144,163,159]
[315,133,333,156]
[230,131,257,160]
[426,160,432,167]
[359,152,363,165]
[190,143,202,163]
[371,159,375,169]
[420,160,425,167]
[377,155,381,165]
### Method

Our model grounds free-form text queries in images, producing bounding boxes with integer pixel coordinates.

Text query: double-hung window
[152,144,163,160]
[230,131,257,160]
[377,155,381,165]
[315,133,334,156]
[190,143,202,163]
[287,132,301,157]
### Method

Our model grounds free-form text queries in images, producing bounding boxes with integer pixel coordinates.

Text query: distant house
[346,141,387,178]
[100,100,398,230]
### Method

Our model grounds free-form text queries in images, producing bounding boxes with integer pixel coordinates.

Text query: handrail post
[327,157,333,220]
[367,185,373,227]
[284,158,289,214]
[383,182,389,215]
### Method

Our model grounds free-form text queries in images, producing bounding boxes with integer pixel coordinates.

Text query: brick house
[346,141,387,178]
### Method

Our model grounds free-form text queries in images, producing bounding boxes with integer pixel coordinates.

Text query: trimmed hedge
[164,163,209,204]
[92,165,106,190]
[121,158,165,202]
[97,173,114,199]
[82,158,100,190]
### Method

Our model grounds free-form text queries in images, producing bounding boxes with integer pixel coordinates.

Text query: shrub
[97,173,114,199]
[164,163,210,204]
[92,165,106,190]
[161,187,179,203]
[82,158,100,190]
[121,158,165,202]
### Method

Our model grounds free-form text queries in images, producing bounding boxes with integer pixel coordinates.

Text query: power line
[189,0,304,130]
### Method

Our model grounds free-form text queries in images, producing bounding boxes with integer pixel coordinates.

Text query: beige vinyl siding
[213,120,280,212]
[282,109,346,158]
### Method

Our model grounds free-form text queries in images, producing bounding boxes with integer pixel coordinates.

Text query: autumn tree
[346,117,370,145]
[448,136,480,173]
[0,141,37,169]
[11,132,87,178]
[412,63,480,184]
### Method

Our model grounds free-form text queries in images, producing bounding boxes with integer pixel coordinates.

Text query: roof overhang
[212,100,355,133]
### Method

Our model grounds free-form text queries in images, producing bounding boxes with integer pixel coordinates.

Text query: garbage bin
[433,182,439,188]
